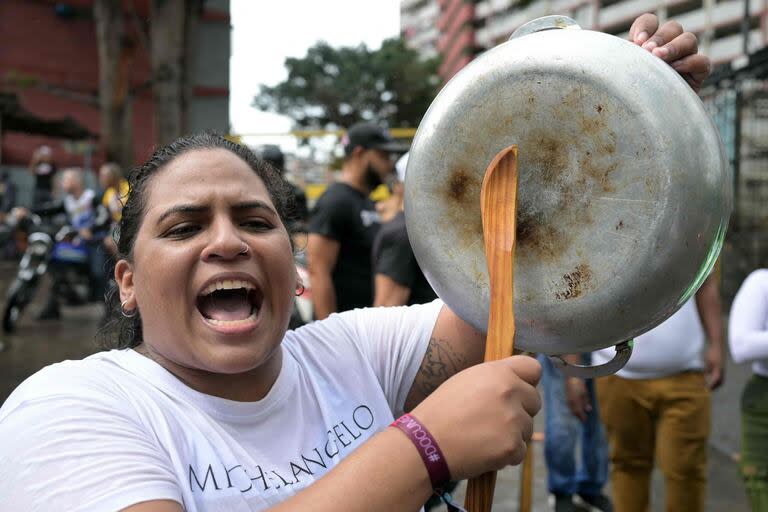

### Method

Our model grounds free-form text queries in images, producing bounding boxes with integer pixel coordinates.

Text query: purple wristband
[390,413,451,489]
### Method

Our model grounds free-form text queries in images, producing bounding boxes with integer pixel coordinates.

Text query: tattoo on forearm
[405,337,467,410]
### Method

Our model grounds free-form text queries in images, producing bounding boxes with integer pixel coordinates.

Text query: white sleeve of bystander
[729,269,768,364]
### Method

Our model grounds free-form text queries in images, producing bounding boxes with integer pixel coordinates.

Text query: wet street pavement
[0,260,752,511]
[0,262,105,403]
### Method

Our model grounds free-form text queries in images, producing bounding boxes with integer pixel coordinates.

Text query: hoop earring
[295,283,305,297]
[121,299,137,318]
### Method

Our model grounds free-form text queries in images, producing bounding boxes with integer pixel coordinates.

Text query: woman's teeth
[200,279,255,296]
[205,311,259,326]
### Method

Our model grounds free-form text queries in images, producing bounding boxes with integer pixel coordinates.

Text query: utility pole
[741,0,751,56]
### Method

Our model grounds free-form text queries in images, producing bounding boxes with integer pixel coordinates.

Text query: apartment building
[402,0,768,79]
[401,0,441,60]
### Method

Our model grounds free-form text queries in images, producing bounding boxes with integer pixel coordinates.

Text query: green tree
[253,38,440,130]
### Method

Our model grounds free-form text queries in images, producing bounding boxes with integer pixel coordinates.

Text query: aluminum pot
[404,16,731,376]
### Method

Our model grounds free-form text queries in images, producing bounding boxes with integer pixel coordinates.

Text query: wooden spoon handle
[483,146,518,361]
[464,145,519,511]
[465,471,497,511]
[519,446,534,512]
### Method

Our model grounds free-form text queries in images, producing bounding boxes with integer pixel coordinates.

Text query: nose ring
[239,245,249,256]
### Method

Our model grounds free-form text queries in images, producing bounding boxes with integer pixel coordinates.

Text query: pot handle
[509,15,581,40]
[548,340,633,379]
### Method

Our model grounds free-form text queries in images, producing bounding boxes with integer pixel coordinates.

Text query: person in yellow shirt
[99,163,129,222]
[98,162,129,257]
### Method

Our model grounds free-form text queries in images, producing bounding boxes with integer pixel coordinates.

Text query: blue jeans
[539,354,609,496]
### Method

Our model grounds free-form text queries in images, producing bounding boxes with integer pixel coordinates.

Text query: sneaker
[574,493,613,512]
[550,493,589,512]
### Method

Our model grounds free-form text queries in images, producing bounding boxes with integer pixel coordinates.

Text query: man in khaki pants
[592,274,724,512]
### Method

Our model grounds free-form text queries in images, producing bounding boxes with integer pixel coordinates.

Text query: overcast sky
[229,0,401,151]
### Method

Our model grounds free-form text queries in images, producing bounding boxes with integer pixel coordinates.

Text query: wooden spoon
[464,145,519,511]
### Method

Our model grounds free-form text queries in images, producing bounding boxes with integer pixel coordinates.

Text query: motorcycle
[2,204,107,333]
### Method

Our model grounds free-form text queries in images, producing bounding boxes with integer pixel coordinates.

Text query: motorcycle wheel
[3,279,32,333]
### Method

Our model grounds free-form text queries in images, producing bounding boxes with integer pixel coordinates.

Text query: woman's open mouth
[196,279,263,329]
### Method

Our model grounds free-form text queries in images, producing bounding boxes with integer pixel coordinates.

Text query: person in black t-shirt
[373,210,437,306]
[372,153,437,307]
[307,122,407,319]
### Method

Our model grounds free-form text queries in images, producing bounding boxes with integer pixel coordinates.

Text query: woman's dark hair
[97,132,297,350]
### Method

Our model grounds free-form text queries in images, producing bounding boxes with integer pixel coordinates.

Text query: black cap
[342,122,409,156]
[261,145,285,171]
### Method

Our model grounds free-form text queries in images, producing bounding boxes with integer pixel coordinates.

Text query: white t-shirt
[593,299,705,379]
[729,269,768,377]
[0,300,443,512]
[63,189,96,230]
